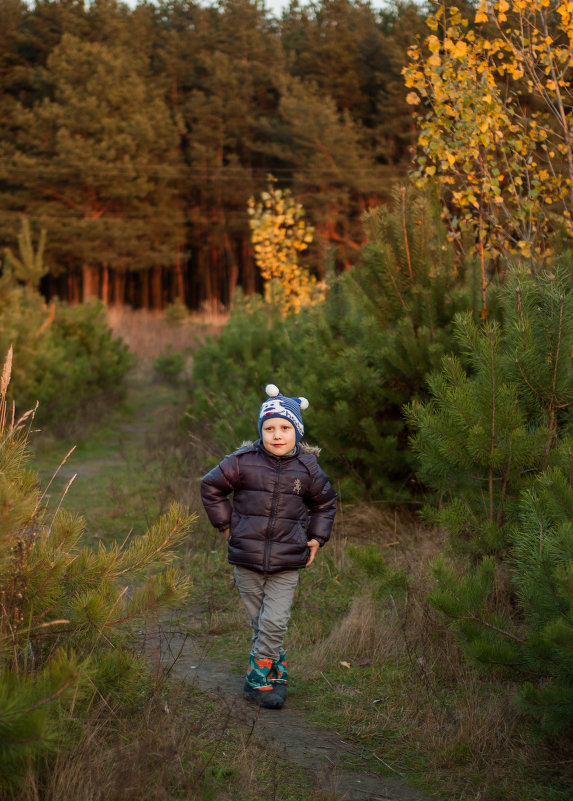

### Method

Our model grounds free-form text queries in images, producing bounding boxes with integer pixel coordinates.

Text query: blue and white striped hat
[258,384,309,443]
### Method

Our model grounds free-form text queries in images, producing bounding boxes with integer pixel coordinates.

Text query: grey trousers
[233,566,299,661]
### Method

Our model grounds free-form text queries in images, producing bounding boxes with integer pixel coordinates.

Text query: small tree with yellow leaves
[248,180,325,315]
[403,0,573,313]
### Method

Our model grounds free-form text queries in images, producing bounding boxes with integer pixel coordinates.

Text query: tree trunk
[67,272,75,304]
[113,271,126,306]
[141,270,150,310]
[174,250,185,303]
[151,266,163,310]
[101,264,109,305]
[224,233,239,308]
[82,264,99,302]
[242,239,255,295]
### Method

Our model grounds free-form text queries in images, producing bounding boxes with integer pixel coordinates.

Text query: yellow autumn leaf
[406,92,421,105]
[428,35,441,53]
[475,9,488,23]
[451,40,468,59]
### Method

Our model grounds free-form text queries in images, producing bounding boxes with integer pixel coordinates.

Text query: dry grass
[286,500,569,800]
[8,680,316,801]
[106,305,228,358]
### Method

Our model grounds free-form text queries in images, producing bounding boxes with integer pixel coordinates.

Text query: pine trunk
[113,271,126,306]
[82,264,99,302]
[224,233,238,307]
[151,266,163,310]
[174,256,185,302]
[101,264,109,305]
[141,270,150,309]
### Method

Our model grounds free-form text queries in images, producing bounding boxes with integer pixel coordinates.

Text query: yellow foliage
[402,0,573,266]
[248,180,325,316]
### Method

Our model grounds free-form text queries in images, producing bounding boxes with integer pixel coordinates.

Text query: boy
[200,383,337,709]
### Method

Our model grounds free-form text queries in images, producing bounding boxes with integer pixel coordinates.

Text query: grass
[31,372,189,543]
[9,681,320,801]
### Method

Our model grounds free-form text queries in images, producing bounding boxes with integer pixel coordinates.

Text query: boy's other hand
[306,539,320,567]
[222,528,230,540]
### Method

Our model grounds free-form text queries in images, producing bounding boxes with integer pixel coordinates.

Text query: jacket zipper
[264,459,281,571]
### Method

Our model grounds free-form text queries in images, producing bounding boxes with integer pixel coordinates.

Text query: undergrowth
[24,351,573,801]
[181,490,573,801]
[7,679,318,801]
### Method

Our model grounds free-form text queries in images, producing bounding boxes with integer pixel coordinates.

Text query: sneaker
[244,653,285,709]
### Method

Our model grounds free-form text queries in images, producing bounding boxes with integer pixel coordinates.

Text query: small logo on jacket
[293,479,302,495]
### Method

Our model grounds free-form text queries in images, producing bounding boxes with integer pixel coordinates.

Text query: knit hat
[258,384,309,443]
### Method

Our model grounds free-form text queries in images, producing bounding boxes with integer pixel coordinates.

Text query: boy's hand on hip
[306,539,320,567]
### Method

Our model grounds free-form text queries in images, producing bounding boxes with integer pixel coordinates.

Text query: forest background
[1,0,573,800]
[0,0,426,309]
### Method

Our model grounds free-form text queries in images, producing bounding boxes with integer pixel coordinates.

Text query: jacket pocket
[291,522,308,546]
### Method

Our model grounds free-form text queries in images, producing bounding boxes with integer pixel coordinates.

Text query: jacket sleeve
[305,462,337,546]
[200,454,240,532]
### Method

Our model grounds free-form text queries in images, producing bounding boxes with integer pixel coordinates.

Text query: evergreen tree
[407,267,573,735]
[0,32,185,303]
[4,216,48,288]
[265,74,386,273]
[1,224,132,422]
[0,349,195,788]
[285,186,472,496]
[407,269,573,556]
[512,468,573,735]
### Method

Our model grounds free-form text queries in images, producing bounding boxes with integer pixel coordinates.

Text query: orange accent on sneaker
[253,657,273,670]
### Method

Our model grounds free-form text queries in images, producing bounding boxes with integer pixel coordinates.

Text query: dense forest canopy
[0,0,429,309]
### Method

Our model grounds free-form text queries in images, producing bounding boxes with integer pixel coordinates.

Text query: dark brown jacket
[200,440,337,573]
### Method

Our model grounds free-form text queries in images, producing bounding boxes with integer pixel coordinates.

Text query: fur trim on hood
[240,440,321,456]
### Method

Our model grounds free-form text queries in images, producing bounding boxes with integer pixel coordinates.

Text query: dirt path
[152,617,435,801]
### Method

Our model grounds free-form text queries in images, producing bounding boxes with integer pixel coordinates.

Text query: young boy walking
[200,384,337,709]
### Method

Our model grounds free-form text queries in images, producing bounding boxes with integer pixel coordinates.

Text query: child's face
[261,417,296,456]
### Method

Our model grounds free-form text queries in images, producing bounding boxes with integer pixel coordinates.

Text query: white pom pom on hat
[265,383,309,410]
[265,383,280,397]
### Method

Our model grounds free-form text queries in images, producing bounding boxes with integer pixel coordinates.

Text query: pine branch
[458,615,525,644]
[18,673,78,716]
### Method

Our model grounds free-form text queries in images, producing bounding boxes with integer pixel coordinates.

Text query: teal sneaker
[243,652,284,709]
[271,651,288,702]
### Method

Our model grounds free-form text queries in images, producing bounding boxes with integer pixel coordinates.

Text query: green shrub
[408,268,573,736]
[154,346,186,384]
[406,269,573,557]
[0,282,132,423]
[0,351,195,789]
[189,292,296,454]
[164,298,188,324]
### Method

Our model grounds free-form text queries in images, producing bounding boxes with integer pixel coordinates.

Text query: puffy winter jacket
[200,440,337,573]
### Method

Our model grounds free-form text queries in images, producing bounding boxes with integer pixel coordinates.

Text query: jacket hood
[241,440,321,457]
